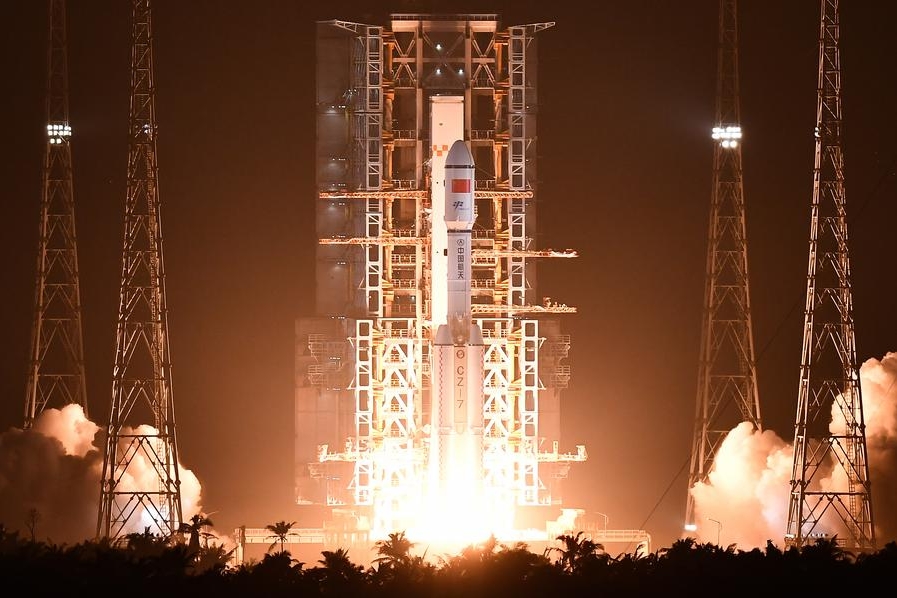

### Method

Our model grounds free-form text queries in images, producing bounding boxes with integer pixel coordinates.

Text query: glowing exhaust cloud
[0,404,206,544]
[103,422,205,538]
[32,402,99,458]
[689,351,897,548]
[859,352,897,542]
[6,349,893,550]
[690,422,792,547]
[0,406,102,543]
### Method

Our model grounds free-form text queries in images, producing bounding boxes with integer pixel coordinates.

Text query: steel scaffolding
[685,0,762,534]
[297,14,584,539]
[785,0,874,552]
[25,0,89,429]
[97,0,183,542]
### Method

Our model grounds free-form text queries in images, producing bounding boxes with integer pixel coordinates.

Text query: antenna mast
[785,0,874,551]
[97,0,183,541]
[24,0,89,429]
[685,0,762,534]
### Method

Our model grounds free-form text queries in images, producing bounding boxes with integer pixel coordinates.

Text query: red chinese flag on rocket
[451,178,471,193]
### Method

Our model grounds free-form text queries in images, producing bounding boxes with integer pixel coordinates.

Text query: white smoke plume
[0,405,103,544]
[859,352,897,542]
[0,404,205,545]
[689,351,897,549]
[690,422,792,548]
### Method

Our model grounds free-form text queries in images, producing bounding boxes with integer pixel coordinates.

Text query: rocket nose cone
[445,139,473,168]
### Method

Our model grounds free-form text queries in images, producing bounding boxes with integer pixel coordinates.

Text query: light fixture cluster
[47,123,71,144]
[711,125,742,148]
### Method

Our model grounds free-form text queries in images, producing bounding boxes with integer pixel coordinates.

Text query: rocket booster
[430,140,484,493]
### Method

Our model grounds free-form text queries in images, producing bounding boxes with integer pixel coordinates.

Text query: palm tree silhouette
[179,513,215,555]
[373,530,416,569]
[265,520,296,554]
[551,531,606,574]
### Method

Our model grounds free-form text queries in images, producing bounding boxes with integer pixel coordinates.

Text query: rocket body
[430,140,484,497]
[444,140,475,326]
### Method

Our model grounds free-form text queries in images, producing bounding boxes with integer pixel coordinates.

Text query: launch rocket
[430,139,484,498]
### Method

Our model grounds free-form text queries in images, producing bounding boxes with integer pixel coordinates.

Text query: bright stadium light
[46,123,72,144]
[711,125,742,148]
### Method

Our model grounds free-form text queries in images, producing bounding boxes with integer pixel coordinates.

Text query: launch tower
[97,0,183,541]
[785,0,874,551]
[684,0,762,535]
[25,0,89,428]
[297,13,585,542]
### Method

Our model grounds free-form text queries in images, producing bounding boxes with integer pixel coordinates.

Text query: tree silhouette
[124,527,169,559]
[264,520,296,554]
[25,508,40,542]
[179,513,215,556]
[191,542,235,575]
[2,522,897,592]
[373,530,416,569]
[551,531,606,574]
[241,550,307,592]
[370,531,437,593]
[314,547,367,593]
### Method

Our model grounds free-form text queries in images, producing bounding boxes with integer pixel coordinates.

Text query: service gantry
[785,0,875,551]
[684,0,762,536]
[296,13,585,539]
[25,0,89,429]
[97,0,183,541]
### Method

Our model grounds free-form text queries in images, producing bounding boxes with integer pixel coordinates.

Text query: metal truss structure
[25,0,89,428]
[785,0,874,551]
[298,14,585,539]
[685,0,762,534]
[97,0,183,542]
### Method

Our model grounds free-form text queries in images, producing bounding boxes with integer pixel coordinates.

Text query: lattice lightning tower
[97,0,183,541]
[684,0,762,534]
[785,0,874,551]
[25,0,88,429]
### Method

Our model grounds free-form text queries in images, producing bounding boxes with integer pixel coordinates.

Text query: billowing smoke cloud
[105,422,204,538]
[0,404,205,545]
[689,351,897,549]
[0,405,103,544]
[32,403,100,458]
[858,352,897,542]
[690,422,792,548]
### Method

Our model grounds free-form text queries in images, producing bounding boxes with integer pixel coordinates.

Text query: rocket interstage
[430,140,484,506]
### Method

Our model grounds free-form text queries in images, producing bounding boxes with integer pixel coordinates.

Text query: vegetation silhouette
[0,523,894,595]
[264,519,296,554]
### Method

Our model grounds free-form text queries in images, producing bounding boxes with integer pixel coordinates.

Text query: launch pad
[293,14,587,549]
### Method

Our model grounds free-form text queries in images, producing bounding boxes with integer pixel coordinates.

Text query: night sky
[1,1,895,552]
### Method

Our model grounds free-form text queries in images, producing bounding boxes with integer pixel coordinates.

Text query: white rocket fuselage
[429,96,464,329]
[430,140,484,498]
